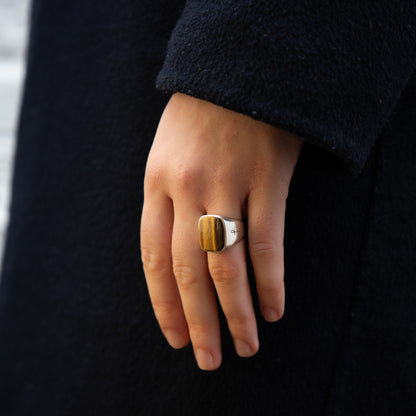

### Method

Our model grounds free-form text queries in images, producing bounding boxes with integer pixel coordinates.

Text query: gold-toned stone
[198,216,225,252]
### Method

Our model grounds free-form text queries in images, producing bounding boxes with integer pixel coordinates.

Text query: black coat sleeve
[155,0,416,176]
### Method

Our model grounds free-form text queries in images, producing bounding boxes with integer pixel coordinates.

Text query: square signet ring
[198,215,245,252]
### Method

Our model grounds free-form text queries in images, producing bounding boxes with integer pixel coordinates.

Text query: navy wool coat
[0,1,415,414]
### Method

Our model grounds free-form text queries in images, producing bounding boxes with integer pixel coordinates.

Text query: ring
[198,215,245,252]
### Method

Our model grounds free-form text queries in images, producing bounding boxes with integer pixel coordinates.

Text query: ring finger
[205,202,259,358]
[172,204,222,371]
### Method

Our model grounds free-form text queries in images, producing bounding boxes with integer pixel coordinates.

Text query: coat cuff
[156,0,416,176]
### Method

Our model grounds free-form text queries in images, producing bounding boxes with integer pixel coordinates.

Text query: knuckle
[209,262,240,285]
[250,240,282,260]
[172,261,198,289]
[257,284,283,299]
[226,313,253,330]
[249,161,269,181]
[186,321,212,339]
[141,246,169,276]
[210,165,231,187]
[172,161,200,193]
[152,298,179,322]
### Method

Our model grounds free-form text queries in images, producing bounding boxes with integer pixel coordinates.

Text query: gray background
[0,0,29,263]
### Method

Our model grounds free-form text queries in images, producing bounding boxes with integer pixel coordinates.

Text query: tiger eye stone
[198,216,225,252]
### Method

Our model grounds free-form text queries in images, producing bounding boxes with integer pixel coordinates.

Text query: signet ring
[198,215,245,252]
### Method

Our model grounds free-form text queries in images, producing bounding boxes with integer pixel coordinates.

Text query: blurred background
[0,0,30,263]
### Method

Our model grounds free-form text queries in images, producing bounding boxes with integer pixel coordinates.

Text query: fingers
[206,202,259,358]
[140,194,190,349]
[248,184,286,322]
[172,204,222,371]
[142,177,287,370]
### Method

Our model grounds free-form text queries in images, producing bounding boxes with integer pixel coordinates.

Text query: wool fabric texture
[0,1,415,415]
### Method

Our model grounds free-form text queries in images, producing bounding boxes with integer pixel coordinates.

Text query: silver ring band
[198,215,245,252]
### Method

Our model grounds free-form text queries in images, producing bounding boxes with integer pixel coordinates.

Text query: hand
[140,93,303,370]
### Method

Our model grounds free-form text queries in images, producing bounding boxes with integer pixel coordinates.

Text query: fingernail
[234,339,255,357]
[164,330,187,349]
[195,348,215,370]
[262,306,279,322]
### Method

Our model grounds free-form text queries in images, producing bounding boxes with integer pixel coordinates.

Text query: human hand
[140,93,303,370]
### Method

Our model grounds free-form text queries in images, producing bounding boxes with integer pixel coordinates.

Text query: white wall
[0,0,30,264]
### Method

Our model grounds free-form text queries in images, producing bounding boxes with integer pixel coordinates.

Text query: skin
[140,92,304,370]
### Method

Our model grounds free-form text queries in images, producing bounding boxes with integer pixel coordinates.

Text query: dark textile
[0,0,415,415]
[157,0,416,175]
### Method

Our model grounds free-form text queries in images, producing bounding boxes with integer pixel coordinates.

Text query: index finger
[140,193,190,349]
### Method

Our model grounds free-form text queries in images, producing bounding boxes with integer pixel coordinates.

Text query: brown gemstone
[198,216,225,252]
